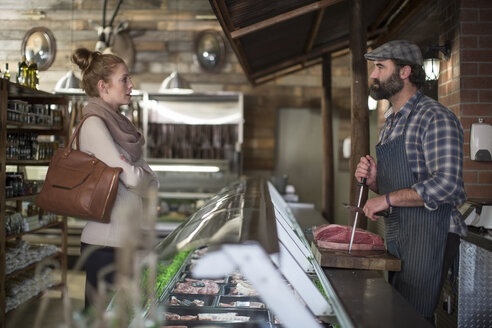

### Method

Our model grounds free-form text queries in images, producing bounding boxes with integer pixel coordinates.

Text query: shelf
[7,83,66,103]
[6,194,38,202]
[6,121,63,131]
[1,79,69,324]
[6,252,61,279]
[5,220,63,240]
[6,159,51,166]
[5,282,64,315]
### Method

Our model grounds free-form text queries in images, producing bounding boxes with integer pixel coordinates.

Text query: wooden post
[349,0,369,229]
[321,54,334,222]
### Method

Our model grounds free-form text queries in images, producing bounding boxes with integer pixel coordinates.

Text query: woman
[71,48,158,311]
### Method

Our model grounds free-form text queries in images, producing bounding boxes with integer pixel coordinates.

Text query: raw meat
[218,301,265,308]
[168,296,205,306]
[198,312,250,321]
[172,279,220,295]
[229,280,258,296]
[313,224,385,251]
[164,312,197,321]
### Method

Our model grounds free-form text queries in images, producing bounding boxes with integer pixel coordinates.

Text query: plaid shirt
[379,90,467,236]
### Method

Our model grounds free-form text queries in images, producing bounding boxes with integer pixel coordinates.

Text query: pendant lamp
[159,0,193,94]
[54,71,81,92]
[159,71,193,94]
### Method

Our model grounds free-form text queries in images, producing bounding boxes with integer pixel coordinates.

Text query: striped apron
[376,96,450,318]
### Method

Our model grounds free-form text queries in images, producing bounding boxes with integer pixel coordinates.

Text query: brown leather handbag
[36,114,122,223]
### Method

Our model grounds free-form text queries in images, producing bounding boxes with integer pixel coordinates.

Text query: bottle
[28,59,38,89]
[18,56,28,86]
[3,63,10,81]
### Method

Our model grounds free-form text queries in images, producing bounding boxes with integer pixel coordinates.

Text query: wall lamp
[368,95,378,111]
[423,41,451,81]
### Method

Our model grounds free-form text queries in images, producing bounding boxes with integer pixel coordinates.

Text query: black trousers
[80,242,116,311]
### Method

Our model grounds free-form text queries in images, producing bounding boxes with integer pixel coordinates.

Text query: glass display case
[112,178,352,328]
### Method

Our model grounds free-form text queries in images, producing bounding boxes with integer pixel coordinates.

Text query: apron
[376,94,451,318]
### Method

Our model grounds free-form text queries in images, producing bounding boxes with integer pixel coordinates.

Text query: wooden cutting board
[311,242,401,271]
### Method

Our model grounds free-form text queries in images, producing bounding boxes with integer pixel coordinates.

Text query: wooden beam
[322,54,334,221]
[254,58,322,85]
[304,7,327,55]
[349,0,369,229]
[251,39,349,80]
[250,27,385,82]
[374,0,432,46]
[369,0,406,32]
[211,0,255,84]
[230,0,344,39]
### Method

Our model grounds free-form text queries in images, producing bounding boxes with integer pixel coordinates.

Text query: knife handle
[360,177,367,186]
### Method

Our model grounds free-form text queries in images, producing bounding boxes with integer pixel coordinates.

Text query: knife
[348,177,366,254]
[342,203,390,217]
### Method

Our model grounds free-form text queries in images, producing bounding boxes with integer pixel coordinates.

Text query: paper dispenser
[470,118,492,161]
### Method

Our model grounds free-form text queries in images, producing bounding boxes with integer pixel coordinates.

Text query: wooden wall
[0,0,352,172]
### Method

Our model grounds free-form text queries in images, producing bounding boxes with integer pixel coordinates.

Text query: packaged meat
[197,312,250,321]
[218,301,265,308]
[228,281,258,296]
[314,224,385,251]
[168,296,205,306]
[172,279,221,295]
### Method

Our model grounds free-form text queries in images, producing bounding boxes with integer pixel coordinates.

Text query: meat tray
[166,293,216,307]
[223,282,261,296]
[164,306,272,327]
[217,296,266,309]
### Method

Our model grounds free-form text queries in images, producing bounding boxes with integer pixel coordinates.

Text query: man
[355,40,466,323]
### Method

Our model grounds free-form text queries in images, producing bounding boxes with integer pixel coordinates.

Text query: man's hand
[355,155,378,192]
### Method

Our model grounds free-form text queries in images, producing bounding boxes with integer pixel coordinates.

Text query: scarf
[82,97,144,162]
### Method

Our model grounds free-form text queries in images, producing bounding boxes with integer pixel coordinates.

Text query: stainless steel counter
[290,204,432,328]
[463,228,492,252]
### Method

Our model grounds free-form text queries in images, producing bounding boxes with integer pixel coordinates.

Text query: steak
[314,224,385,251]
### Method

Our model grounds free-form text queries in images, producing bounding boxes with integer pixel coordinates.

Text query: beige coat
[79,116,158,248]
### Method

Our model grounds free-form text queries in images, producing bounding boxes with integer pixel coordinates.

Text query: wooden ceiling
[209,0,439,86]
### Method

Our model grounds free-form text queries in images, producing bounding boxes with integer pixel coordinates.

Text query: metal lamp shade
[159,71,193,94]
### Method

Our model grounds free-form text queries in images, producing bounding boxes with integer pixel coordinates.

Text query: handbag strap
[65,114,106,154]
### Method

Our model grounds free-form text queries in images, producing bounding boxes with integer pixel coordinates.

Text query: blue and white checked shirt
[379,90,467,236]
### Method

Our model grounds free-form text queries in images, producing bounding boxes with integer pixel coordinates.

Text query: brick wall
[439,0,492,201]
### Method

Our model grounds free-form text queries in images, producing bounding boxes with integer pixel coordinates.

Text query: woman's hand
[120,154,130,164]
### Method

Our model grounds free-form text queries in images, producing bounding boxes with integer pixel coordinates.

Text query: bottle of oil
[28,59,38,89]
[18,56,29,86]
[3,63,11,81]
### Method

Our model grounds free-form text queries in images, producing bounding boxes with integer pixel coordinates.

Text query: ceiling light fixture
[423,41,451,81]
[159,0,193,94]
[159,71,193,94]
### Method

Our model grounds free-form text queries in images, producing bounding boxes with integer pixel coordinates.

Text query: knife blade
[342,202,390,217]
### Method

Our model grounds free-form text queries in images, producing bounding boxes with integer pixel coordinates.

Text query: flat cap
[364,40,423,66]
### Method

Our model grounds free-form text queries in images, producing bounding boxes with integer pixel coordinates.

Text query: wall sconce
[423,41,451,81]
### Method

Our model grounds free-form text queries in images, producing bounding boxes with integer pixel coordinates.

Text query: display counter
[105,178,430,328]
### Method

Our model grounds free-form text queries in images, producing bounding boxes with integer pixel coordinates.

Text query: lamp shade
[54,71,81,91]
[159,71,193,94]
[368,95,378,110]
[424,57,440,81]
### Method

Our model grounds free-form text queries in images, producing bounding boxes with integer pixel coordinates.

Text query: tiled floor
[6,270,85,328]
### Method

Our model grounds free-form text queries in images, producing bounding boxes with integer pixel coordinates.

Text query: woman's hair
[71,48,125,97]
[393,59,426,90]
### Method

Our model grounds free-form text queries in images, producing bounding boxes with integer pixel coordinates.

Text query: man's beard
[369,70,404,100]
